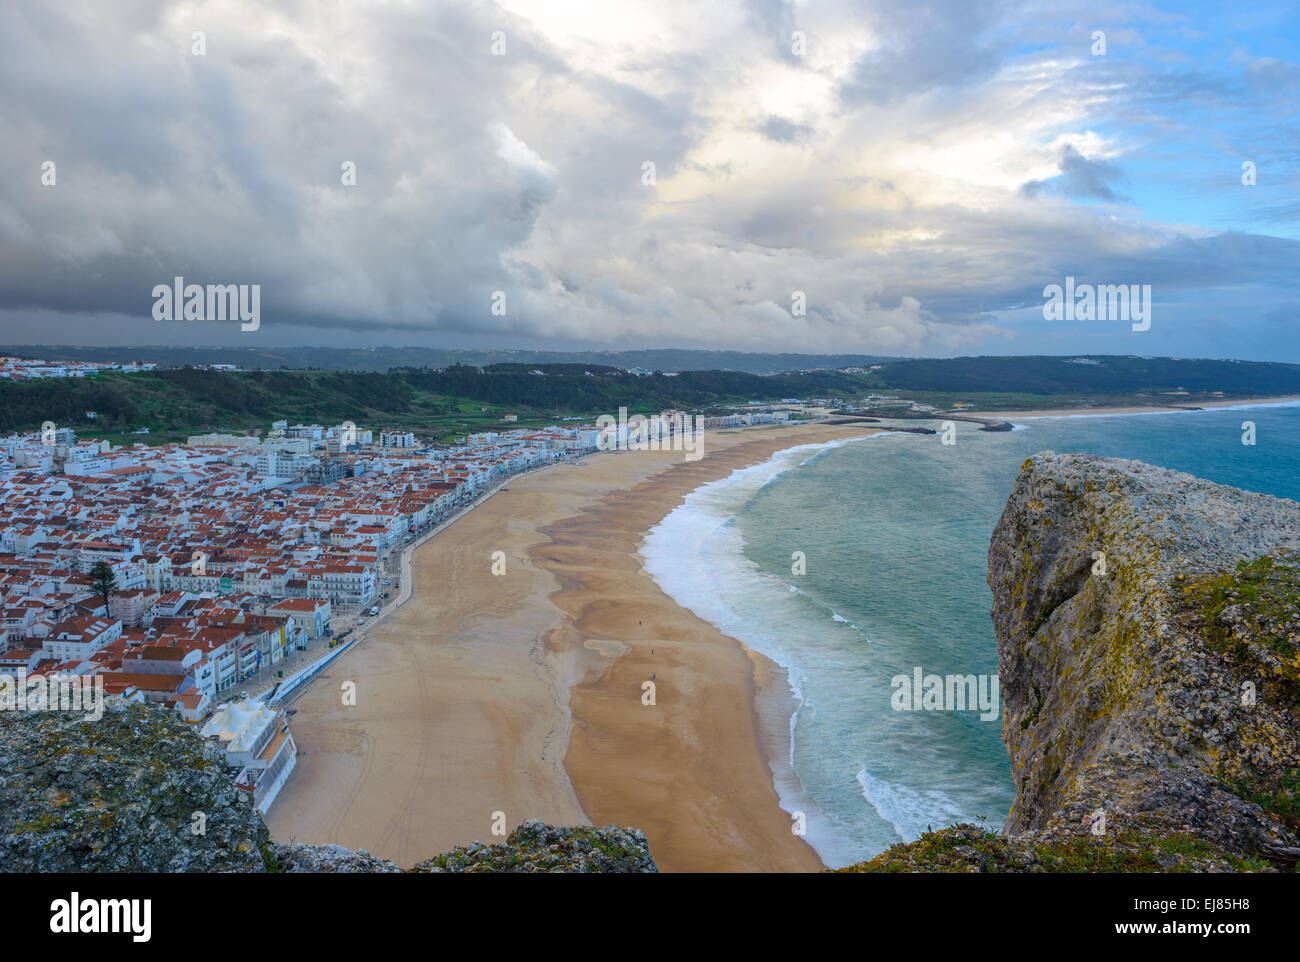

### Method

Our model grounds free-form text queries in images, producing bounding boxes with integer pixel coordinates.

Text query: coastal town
[0,355,162,381]
[0,406,797,812]
[0,415,609,809]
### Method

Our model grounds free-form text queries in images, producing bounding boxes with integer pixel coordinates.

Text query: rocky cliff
[0,703,657,873]
[0,703,271,871]
[847,452,1300,872]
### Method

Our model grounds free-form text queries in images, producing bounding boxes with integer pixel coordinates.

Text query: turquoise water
[641,402,1300,868]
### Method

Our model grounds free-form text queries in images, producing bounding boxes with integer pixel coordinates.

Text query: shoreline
[963,395,1300,419]
[536,426,883,871]
[633,430,890,867]
[267,422,879,871]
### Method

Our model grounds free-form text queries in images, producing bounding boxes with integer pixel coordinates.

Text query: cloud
[837,0,1008,106]
[0,0,1297,360]
[757,115,814,144]
[1022,144,1130,202]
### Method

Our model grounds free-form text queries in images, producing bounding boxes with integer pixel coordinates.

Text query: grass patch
[1183,555,1300,697]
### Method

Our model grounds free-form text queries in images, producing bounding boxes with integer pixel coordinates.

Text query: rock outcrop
[409,820,658,873]
[270,842,402,873]
[848,452,1300,872]
[269,821,658,873]
[0,703,658,873]
[0,703,270,872]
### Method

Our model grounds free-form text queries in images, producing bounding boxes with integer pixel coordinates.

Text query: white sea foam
[1012,398,1300,421]
[639,432,893,864]
[639,433,882,668]
[788,581,871,640]
[856,767,971,844]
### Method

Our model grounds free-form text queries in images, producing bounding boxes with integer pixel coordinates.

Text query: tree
[88,561,118,614]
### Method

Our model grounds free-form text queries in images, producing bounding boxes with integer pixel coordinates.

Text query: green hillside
[0,365,865,444]
[3,355,1298,446]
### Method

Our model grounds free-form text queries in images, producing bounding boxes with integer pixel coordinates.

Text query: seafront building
[201,697,298,814]
[0,418,607,725]
[0,356,158,381]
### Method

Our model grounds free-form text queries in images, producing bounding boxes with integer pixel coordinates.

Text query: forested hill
[878,356,1300,396]
[0,364,867,439]
[0,345,900,375]
[3,355,1299,443]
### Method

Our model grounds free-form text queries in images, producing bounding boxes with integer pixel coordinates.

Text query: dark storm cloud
[838,0,1008,106]
[1022,145,1129,202]
[0,0,1297,359]
[758,116,814,144]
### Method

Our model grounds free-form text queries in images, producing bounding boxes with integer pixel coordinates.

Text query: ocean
[640,402,1300,868]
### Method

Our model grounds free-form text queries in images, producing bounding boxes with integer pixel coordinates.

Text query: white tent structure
[202,697,279,756]
[201,696,297,814]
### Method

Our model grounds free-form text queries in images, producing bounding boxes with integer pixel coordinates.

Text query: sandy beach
[964,395,1300,419]
[267,421,879,872]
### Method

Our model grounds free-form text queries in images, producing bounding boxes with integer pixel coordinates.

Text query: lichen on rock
[0,702,270,872]
[0,703,659,873]
[270,842,402,873]
[410,819,659,873]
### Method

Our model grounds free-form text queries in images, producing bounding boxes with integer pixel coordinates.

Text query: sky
[1,0,1297,359]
